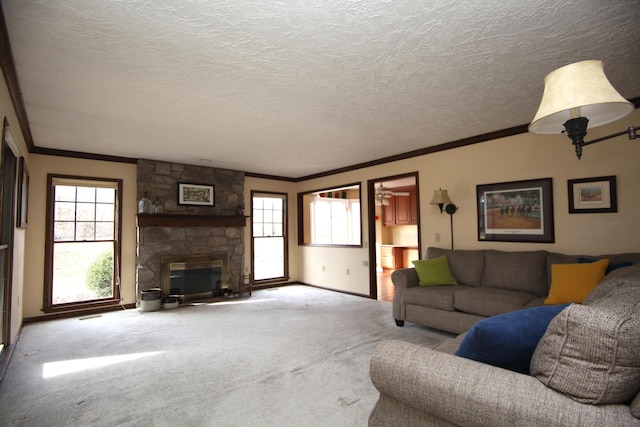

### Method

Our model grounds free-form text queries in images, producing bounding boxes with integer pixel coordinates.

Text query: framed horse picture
[476,178,554,243]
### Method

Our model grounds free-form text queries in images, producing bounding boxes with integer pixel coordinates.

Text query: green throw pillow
[412,256,458,286]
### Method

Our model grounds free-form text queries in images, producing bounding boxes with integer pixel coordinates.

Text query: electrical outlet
[362,260,368,266]
[435,232,441,242]
[322,265,326,271]
[346,269,350,275]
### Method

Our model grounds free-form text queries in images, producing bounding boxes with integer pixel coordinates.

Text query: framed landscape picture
[567,175,617,214]
[178,182,215,206]
[476,178,554,243]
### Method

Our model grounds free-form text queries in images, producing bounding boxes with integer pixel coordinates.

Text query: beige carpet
[0,285,453,426]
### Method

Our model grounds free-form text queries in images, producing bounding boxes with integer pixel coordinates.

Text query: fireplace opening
[161,253,229,301]
[169,260,223,296]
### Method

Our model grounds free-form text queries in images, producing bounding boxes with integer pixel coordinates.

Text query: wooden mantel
[137,213,248,228]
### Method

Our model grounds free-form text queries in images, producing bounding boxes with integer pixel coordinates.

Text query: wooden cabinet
[382,201,395,226]
[383,188,417,226]
[381,246,404,270]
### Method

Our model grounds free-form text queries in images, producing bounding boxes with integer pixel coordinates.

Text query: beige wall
[294,109,640,295]
[5,65,640,319]
[23,155,138,318]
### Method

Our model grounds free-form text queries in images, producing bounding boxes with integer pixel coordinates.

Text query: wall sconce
[430,189,458,249]
[528,60,637,159]
[430,189,456,214]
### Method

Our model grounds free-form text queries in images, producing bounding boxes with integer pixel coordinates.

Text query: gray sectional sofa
[391,246,640,334]
[370,248,640,426]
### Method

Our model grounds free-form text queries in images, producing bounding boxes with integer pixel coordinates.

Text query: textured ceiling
[3,1,640,178]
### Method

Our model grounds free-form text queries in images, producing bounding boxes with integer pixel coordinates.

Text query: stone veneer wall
[136,159,245,298]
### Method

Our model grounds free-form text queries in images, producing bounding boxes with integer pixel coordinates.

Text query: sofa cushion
[546,251,640,288]
[454,287,540,318]
[632,393,640,419]
[544,259,609,304]
[412,256,458,286]
[584,263,640,306]
[455,304,569,374]
[402,285,473,311]
[426,247,485,287]
[530,303,640,404]
[578,257,632,274]
[481,250,547,295]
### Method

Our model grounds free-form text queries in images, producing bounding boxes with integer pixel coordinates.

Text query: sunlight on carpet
[42,351,164,378]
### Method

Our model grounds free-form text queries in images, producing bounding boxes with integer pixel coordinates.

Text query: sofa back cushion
[426,247,484,287]
[584,263,640,306]
[530,303,640,404]
[481,250,548,296]
[546,252,640,289]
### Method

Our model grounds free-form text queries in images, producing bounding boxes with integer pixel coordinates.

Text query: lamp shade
[528,60,633,134]
[430,189,452,205]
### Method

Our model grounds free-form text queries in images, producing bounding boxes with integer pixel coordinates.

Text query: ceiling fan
[375,183,409,206]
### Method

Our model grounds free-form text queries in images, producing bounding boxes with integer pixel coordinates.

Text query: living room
[1,2,640,425]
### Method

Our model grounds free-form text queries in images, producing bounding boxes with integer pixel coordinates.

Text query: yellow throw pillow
[545,259,609,304]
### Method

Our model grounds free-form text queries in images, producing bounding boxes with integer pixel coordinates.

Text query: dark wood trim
[0,322,20,381]
[0,4,34,151]
[367,172,420,299]
[297,281,373,299]
[137,213,248,228]
[25,303,135,323]
[32,146,137,164]
[245,171,297,182]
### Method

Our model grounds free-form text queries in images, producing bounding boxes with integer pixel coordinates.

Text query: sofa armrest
[390,268,418,322]
[390,267,418,289]
[369,340,637,427]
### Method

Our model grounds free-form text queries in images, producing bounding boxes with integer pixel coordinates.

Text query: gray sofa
[391,246,640,334]
[370,252,640,426]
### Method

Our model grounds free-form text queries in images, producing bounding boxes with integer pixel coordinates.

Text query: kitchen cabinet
[383,188,417,226]
[381,246,404,270]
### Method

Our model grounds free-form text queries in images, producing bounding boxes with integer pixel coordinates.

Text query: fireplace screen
[168,260,223,297]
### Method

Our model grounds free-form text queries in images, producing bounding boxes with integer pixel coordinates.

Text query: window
[298,183,362,247]
[252,192,287,282]
[44,175,122,312]
[310,198,360,245]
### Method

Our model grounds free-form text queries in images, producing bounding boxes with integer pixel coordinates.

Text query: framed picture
[177,182,215,206]
[476,178,554,243]
[16,156,29,228]
[567,175,617,214]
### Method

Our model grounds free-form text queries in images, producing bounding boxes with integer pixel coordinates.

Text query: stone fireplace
[136,159,246,302]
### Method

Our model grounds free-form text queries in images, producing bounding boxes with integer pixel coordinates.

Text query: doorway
[0,124,17,364]
[367,173,420,301]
